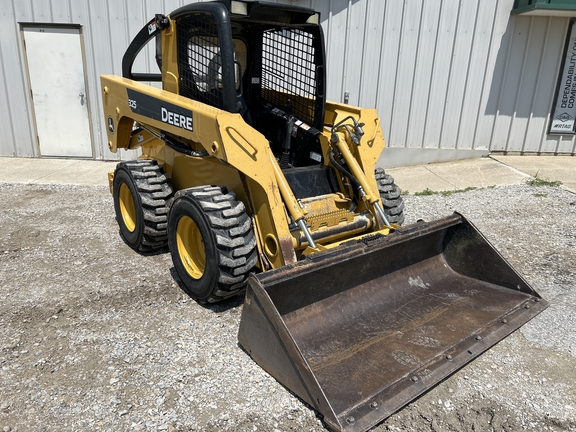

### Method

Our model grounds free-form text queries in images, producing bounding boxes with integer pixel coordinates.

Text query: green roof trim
[512,0,576,16]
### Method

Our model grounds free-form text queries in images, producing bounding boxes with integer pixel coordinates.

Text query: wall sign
[550,21,576,134]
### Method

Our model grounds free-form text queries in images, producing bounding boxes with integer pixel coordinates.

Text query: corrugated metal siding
[0,0,192,160]
[0,0,574,163]
[315,0,575,162]
[1,1,35,157]
[487,14,575,154]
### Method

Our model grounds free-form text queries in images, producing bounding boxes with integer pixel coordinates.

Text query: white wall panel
[13,0,33,21]
[70,0,103,158]
[439,1,478,150]
[456,0,498,151]
[357,1,387,109]
[389,0,422,149]
[540,18,575,154]
[473,0,514,152]
[30,0,53,22]
[324,0,349,103]
[491,17,530,151]
[0,5,17,157]
[487,14,575,154]
[341,0,368,106]
[164,0,187,14]
[50,0,72,23]
[374,1,404,146]
[88,1,116,159]
[0,39,16,157]
[404,1,441,150]
[556,134,576,153]
[1,0,574,162]
[132,1,153,73]
[507,17,548,152]
[422,0,459,150]
[526,18,565,153]
[2,1,35,157]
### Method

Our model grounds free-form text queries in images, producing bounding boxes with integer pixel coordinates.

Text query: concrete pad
[491,155,576,193]
[0,157,117,186]
[1,155,572,195]
[0,157,76,183]
[387,157,528,193]
[36,160,117,186]
[425,157,529,190]
[386,165,455,194]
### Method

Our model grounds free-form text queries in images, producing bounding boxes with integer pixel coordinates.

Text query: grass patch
[441,186,477,197]
[413,186,478,196]
[533,193,548,198]
[526,172,562,187]
[414,188,437,196]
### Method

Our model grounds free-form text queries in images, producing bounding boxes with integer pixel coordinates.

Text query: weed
[414,188,437,196]
[441,187,477,197]
[533,193,548,198]
[526,172,562,187]
[414,186,481,196]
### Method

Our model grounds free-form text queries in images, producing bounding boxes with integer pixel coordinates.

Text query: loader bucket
[238,213,547,432]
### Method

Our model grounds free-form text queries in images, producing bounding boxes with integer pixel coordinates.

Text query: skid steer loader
[101,1,547,431]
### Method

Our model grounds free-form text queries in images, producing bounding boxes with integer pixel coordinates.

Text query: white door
[23,26,93,157]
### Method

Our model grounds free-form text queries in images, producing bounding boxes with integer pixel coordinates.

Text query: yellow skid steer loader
[100,1,547,431]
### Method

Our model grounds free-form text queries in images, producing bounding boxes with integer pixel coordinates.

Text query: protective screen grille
[177,14,224,109]
[261,28,317,125]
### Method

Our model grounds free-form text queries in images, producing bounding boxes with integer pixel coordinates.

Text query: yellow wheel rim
[176,215,205,279]
[119,183,137,232]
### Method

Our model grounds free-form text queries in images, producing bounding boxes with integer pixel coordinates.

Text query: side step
[238,213,547,432]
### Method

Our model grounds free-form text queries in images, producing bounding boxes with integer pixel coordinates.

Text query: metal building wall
[484,14,574,154]
[316,0,574,166]
[0,0,574,164]
[0,0,194,161]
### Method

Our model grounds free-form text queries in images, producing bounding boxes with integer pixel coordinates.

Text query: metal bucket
[238,213,547,432]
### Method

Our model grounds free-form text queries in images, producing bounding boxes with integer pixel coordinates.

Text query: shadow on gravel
[117,229,170,257]
[234,338,330,430]
[169,267,245,312]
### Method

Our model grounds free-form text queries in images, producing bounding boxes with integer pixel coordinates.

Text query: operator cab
[170,0,326,169]
[122,0,332,197]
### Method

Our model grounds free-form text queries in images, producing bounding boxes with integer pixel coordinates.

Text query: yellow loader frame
[102,74,393,270]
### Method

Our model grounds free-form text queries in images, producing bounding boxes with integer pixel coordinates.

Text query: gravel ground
[0,180,575,432]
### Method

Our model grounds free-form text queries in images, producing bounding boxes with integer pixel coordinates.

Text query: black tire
[112,159,174,252]
[168,186,258,303]
[375,167,405,225]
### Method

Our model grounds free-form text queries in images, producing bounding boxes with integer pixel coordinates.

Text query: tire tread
[115,159,174,252]
[375,167,405,225]
[175,185,257,303]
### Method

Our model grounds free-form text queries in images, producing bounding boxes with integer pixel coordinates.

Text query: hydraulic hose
[329,143,391,227]
[328,148,360,212]
[328,148,362,191]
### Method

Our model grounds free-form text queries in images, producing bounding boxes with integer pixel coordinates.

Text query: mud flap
[238,213,547,432]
